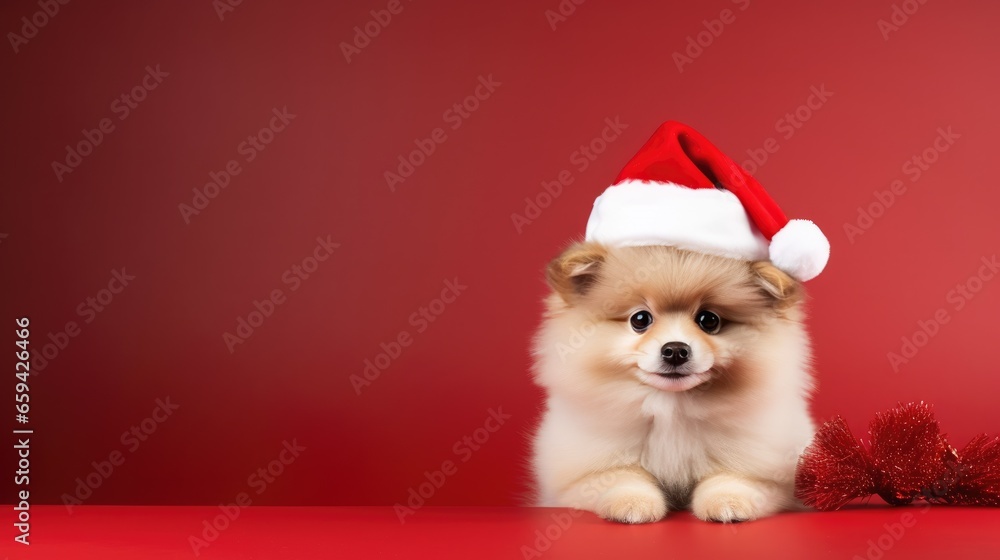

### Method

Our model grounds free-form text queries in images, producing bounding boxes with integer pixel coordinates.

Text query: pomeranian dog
[530,121,827,523]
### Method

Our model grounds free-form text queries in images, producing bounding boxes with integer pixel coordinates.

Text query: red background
[2,0,999,509]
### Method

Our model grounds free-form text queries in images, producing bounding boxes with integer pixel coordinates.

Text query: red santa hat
[585,121,829,281]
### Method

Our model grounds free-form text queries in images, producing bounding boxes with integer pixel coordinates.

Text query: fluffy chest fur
[640,394,711,497]
[530,244,816,521]
[634,389,810,501]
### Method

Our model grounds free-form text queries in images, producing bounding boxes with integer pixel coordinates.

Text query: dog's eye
[695,310,721,334]
[629,310,653,333]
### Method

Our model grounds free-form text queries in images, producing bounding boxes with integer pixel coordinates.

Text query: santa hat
[585,121,829,281]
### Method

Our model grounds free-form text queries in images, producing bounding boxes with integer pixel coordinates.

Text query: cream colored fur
[531,243,815,523]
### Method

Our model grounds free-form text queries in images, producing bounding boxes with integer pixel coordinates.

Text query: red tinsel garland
[794,401,1000,510]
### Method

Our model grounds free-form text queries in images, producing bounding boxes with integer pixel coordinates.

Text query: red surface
[5,506,1000,559]
[2,0,1000,510]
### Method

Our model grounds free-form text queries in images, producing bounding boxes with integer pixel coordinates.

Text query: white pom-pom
[768,219,830,281]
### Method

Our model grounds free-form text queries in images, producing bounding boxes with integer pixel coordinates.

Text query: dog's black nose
[661,342,691,366]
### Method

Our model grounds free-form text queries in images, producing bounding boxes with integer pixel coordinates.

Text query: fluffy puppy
[531,242,815,523]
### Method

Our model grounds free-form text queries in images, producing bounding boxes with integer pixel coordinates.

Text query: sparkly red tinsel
[795,402,1000,510]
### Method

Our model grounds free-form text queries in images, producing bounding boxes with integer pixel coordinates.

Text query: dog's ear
[546,242,607,302]
[752,261,803,312]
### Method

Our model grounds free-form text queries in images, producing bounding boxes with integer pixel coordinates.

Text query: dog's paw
[691,475,770,523]
[596,484,667,524]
